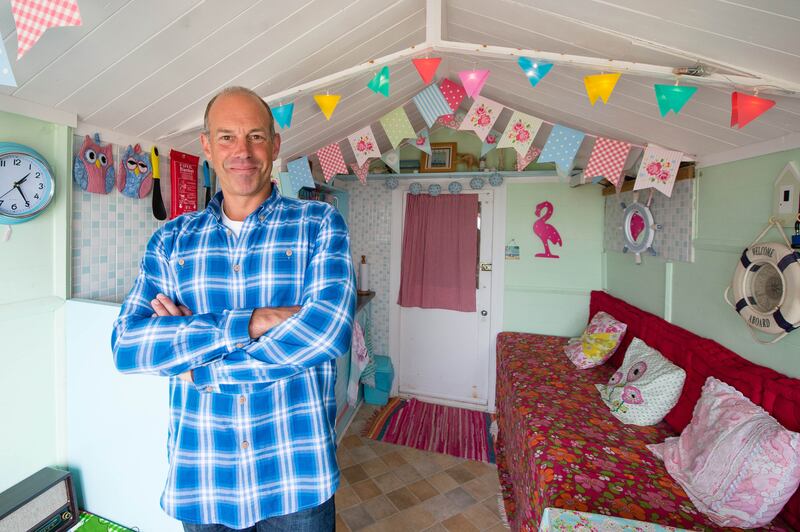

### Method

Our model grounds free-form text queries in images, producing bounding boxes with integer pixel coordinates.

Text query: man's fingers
[151,299,171,317]
[178,305,193,316]
[155,293,182,316]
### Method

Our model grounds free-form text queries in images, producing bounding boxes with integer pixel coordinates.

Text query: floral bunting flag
[350,160,370,184]
[285,157,315,195]
[538,124,585,176]
[437,110,466,130]
[516,144,541,171]
[412,84,452,127]
[0,36,16,87]
[460,96,503,141]
[497,111,543,156]
[316,142,347,183]
[439,78,466,112]
[583,137,632,189]
[481,130,500,157]
[11,0,82,59]
[413,128,431,155]
[634,144,683,197]
[379,106,416,149]
[347,126,381,167]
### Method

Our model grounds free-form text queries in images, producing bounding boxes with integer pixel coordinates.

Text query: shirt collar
[207,184,281,224]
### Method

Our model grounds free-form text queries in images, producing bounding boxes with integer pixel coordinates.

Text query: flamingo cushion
[648,377,800,528]
[596,338,686,426]
[564,311,626,369]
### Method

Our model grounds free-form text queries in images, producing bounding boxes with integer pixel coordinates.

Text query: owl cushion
[73,133,115,194]
[116,144,153,199]
[596,338,686,426]
[648,377,800,528]
[564,311,626,369]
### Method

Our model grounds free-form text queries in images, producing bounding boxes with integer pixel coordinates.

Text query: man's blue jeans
[181,496,335,532]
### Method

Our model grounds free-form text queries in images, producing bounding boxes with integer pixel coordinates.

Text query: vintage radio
[0,468,78,532]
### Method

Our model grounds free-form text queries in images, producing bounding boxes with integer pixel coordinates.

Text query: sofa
[495,290,799,531]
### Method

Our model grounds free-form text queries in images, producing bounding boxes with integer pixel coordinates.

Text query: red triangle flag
[412,58,441,85]
[730,91,775,129]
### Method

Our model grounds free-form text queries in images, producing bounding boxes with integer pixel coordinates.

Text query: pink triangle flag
[458,69,490,98]
[438,78,466,111]
[350,160,370,184]
[12,0,82,59]
[583,137,632,189]
[517,145,541,172]
[316,142,348,183]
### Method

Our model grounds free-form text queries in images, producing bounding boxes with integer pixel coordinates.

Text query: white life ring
[727,242,800,336]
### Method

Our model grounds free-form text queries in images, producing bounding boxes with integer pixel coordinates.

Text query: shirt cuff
[224,308,254,351]
[191,362,218,392]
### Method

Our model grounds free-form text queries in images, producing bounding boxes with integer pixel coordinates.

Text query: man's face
[200,92,281,204]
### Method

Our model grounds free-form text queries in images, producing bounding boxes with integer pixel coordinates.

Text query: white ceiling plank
[720,0,800,20]
[697,131,800,168]
[12,0,201,107]
[84,0,315,127]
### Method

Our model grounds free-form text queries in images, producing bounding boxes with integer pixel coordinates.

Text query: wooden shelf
[601,164,695,196]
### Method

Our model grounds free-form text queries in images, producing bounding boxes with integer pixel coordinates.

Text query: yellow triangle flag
[584,73,621,105]
[314,94,341,120]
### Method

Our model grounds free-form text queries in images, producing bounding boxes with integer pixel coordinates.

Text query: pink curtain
[398,193,478,312]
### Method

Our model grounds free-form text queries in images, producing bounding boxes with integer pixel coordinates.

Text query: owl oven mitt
[73,133,115,194]
[116,144,153,199]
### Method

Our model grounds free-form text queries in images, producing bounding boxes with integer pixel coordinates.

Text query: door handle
[481,310,488,316]
[480,263,492,271]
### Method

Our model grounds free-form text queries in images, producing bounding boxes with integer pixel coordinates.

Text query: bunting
[481,130,500,157]
[350,160,370,184]
[517,57,552,88]
[437,110,466,130]
[516,144,541,172]
[317,142,348,183]
[584,73,621,105]
[583,137,631,189]
[497,111,543,156]
[460,96,503,141]
[412,84,452,127]
[11,0,82,59]
[538,125,585,176]
[413,128,431,155]
[439,78,467,111]
[654,85,697,117]
[730,91,776,129]
[285,157,315,196]
[347,126,381,167]
[379,107,416,149]
[381,149,400,174]
[413,57,441,84]
[314,94,341,120]
[272,102,294,129]
[458,69,490,98]
[0,36,16,87]
[634,144,683,197]
[367,66,390,97]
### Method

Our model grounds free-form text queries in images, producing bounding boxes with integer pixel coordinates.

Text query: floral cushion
[648,377,800,529]
[596,338,686,426]
[564,311,627,369]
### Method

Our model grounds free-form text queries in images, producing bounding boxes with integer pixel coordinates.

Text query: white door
[397,189,493,407]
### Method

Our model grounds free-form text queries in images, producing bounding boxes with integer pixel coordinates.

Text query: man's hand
[249,306,302,339]
[150,293,193,382]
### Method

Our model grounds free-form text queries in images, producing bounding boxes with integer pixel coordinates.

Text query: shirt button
[226,229,232,236]
[286,249,292,257]
[205,386,213,392]
[241,441,249,450]
[239,395,246,405]
[233,264,240,272]
[236,343,244,349]
[259,215,265,222]
[178,259,184,266]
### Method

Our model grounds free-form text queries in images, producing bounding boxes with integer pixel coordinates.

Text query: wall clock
[0,142,56,224]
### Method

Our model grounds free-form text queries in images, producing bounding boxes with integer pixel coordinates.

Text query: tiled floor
[335,403,508,532]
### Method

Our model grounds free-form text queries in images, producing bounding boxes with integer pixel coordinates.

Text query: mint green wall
[503,182,605,336]
[0,111,72,491]
[606,148,800,377]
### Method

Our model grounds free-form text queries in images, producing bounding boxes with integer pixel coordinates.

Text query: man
[111,86,355,531]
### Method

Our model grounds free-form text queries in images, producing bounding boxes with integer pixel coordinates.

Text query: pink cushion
[648,377,800,528]
[564,311,627,369]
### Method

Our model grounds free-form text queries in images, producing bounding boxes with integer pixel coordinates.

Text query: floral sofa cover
[495,291,798,531]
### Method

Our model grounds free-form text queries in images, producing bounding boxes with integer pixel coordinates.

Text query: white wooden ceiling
[1,0,799,166]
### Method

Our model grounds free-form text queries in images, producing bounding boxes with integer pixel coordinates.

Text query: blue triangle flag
[517,57,552,88]
[0,37,16,88]
[273,102,294,129]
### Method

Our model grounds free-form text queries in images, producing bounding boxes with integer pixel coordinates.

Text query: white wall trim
[696,132,800,168]
[75,121,201,156]
[488,183,506,413]
[0,94,77,128]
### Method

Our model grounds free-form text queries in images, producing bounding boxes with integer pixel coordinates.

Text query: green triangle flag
[654,84,697,116]
[368,66,390,97]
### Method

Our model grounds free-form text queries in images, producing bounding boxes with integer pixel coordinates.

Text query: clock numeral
[35,172,41,178]
[12,159,21,166]
[38,183,44,189]
[0,200,3,206]
[24,201,30,208]
[0,160,5,167]
[29,163,32,170]
[34,194,39,199]
[11,203,17,211]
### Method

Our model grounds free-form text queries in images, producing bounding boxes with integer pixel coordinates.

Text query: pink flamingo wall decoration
[533,200,562,258]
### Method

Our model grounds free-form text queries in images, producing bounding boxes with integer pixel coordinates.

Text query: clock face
[745,262,784,313]
[0,151,55,219]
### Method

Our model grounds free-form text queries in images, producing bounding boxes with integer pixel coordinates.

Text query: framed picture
[420,142,457,173]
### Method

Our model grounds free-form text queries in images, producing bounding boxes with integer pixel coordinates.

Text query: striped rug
[362,397,495,464]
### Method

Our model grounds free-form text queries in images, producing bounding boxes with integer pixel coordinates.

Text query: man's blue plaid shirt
[111,187,355,528]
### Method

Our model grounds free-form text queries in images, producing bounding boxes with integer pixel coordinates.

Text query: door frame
[388,177,507,412]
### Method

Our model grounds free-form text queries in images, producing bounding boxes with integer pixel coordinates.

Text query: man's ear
[200,133,212,162]
[271,133,281,160]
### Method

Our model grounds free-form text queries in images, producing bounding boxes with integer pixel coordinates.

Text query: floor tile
[444,487,477,512]
[335,485,361,510]
[362,494,398,521]
[385,486,420,511]
[427,471,459,494]
[351,478,382,501]
[341,464,369,484]
[372,471,405,493]
[349,445,379,464]
[442,513,480,531]
[381,451,407,468]
[445,465,476,484]
[335,513,351,531]
[361,457,390,478]
[393,462,423,484]
[339,504,375,531]
[406,478,438,502]
[462,502,501,529]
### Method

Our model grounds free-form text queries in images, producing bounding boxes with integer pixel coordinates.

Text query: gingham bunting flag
[350,160,370,184]
[316,142,348,183]
[412,84,452,127]
[347,126,381,167]
[516,144,541,171]
[634,144,683,197]
[12,0,82,59]
[439,78,466,112]
[583,137,632,189]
